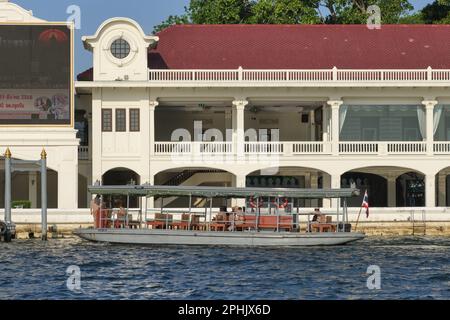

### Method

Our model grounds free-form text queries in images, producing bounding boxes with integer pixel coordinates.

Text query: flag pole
[354,206,363,232]
[354,189,367,232]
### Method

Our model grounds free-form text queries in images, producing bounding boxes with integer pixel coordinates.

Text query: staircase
[155,170,228,207]
[411,210,426,236]
[163,170,196,186]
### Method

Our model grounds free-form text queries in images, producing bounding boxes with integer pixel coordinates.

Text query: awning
[88,185,360,199]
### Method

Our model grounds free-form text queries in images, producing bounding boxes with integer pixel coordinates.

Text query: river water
[0,236,449,300]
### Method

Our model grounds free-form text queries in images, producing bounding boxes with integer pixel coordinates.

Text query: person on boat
[229,207,245,231]
[90,195,101,228]
[312,208,325,223]
[310,208,327,232]
[114,200,127,228]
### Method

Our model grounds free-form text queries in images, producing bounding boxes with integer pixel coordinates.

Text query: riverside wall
[2,208,450,238]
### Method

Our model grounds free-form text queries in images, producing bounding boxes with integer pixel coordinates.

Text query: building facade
[3,1,450,213]
[74,18,450,210]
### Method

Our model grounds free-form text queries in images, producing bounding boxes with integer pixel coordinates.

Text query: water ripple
[0,236,449,300]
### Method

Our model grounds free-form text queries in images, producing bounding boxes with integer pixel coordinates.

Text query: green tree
[421,0,450,24]
[318,0,413,24]
[250,0,320,24]
[153,0,418,33]
[189,0,254,24]
[153,14,190,33]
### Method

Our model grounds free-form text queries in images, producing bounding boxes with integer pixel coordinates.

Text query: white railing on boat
[148,67,450,83]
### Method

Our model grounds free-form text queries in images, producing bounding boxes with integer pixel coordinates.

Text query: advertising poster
[0,24,72,125]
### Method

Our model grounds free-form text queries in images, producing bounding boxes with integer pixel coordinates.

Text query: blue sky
[12,0,435,76]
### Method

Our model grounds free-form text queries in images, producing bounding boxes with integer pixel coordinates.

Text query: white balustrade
[154,142,192,154]
[244,142,284,154]
[149,69,238,82]
[200,142,233,154]
[149,67,450,83]
[339,142,379,154]
[434,142,450,154]
[387,142,427,154]
[292,142,329,154]
[153,141,439,156]
[154,142,232,155]
[339,142,427,155]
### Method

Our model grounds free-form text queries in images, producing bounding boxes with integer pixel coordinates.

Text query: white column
[322,174,332,208]
[322,105,330,142]
[310,172,318,207]
[331,174,341,208]
[422,100,438,156]
[232,100,248,155]
[387,173,397,207]
[425,173,436,208]
[87,113,93,160]
[232,174,246,207]
[147,173,155,209]
[438,172,447,207]
[149,101,159,156]
[327,100,343,156]
[309,110,315,141]
[28,172,38,208]
[91,88,103,185]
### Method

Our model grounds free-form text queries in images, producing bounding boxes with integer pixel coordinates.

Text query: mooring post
[4,148,11,224]
[41,149,47,241]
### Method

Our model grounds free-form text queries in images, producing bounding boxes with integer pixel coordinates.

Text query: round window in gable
[110,38,131,59]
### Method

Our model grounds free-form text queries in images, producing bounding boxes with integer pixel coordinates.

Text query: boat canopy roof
[88,185,360,199]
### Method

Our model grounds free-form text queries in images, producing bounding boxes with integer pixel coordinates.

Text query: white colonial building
[3,1,450,218]
[73,17,450,212]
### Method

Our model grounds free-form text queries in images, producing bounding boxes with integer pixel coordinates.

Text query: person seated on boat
[312,208,326,223]
[229,207,246,231]
[114,200,127,228]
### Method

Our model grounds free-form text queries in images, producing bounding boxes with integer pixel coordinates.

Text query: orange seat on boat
[147,213,173,229]
[259,216,293,231]
[171,214,191,230]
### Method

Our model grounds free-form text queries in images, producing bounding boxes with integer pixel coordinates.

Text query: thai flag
[362,190,369,218]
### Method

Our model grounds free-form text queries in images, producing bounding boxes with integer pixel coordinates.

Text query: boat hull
[74,228,365,246]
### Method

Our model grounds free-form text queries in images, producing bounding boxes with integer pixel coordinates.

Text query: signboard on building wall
[0,23,73,126]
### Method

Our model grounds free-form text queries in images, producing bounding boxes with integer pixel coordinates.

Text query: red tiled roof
[77,67,93,81]
[78,24,450,80]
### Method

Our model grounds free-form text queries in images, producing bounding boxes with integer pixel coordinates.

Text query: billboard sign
[0,23,73,126]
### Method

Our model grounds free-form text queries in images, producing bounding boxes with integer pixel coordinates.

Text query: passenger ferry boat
[74,185,365,246]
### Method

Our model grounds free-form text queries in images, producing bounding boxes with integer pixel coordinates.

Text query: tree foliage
[250,0,321,24]
[153,0,447,33]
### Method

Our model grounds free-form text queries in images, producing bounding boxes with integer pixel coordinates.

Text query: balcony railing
[339,142,427,155]
[434,142,450,154]
[154,142,232,155]
[152,141,450,157]
[149,67,450,83]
